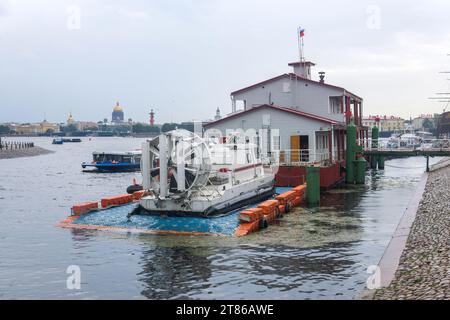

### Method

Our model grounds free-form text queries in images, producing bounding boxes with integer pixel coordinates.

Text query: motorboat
[130,129,275,217]
[387,133,422,149]
[82,151,142,172]
[62,138,82,143]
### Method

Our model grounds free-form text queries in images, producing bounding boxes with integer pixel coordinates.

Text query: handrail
[358,138,450,151]
[261,149,331,166]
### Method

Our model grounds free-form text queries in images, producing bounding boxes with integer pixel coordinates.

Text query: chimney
[288,61,315,79]
[319,71,325,83]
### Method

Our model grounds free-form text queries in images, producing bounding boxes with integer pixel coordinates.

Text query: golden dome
[67,112,75,123]
[113,101,123,112]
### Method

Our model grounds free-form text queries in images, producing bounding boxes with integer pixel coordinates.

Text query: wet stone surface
[374,164,450,300]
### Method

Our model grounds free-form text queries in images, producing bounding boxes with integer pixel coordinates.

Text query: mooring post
[371,126,379,148]
[346,121,357,184]
[378,156,385,170]
[426,156,430,172]
[306,166,320,207]
[354,156,367,184]
[370,126,379,169]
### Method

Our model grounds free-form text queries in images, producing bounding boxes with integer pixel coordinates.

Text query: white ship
[130,129,275,217]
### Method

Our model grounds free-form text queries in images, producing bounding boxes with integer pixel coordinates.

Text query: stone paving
[374,164,450,300]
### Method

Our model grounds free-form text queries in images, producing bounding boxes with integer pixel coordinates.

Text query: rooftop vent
[319,71,325,83]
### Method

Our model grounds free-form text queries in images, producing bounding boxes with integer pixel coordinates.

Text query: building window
[235,100,246,110]
[282,82,291,93]
[329,97,341,114]
[272,135,281,151]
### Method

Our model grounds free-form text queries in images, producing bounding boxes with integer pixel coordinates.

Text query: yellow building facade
[363,116,405,132]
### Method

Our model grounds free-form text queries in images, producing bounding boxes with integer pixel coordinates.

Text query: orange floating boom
[101,194,133,208]
[71,201,99,216]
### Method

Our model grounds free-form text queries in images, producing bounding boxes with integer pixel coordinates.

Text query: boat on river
[62,138,82,143]
[129,129,275,217]
[52,138,64,145]
[82,151,142,172]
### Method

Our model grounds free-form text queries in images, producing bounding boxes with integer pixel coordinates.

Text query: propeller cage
[141,129,211,199]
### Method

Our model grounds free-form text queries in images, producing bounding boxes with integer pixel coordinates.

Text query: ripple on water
[0,138,443,299]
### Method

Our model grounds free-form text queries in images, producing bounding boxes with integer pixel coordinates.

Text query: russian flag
[299,28,305,37]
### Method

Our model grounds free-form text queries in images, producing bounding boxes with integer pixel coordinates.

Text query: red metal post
[328,130,333,162]
[336,130,341,160]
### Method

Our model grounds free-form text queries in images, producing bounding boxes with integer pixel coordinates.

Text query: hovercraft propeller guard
[129,129,275,218]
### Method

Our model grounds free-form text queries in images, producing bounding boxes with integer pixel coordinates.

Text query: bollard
[370,155,378,170]
[306,166,320,207]
[354,157,367,184]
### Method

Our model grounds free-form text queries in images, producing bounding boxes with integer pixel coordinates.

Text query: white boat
[131,129,275,217]
[387,132,423,149]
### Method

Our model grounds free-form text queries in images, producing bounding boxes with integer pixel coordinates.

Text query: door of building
[290,135,309,163]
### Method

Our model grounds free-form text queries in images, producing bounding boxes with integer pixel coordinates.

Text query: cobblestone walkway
[374,165,450,299]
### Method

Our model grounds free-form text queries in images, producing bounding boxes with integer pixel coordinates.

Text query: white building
[230,61,363,125]
[205,60,365,165]
[412,114,434,131]
[204,104,345,164]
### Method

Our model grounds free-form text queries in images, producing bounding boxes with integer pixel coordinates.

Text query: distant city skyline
[1,0,450,123]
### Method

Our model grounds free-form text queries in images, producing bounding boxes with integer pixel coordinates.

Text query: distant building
[76,121,99,131]
[362,115,405,132]
[214,107,222,120]
[67,112,75,125]
[412,114,434,131]
[112,102,124,123]
[10,120,60,135]
[40,119,60,133]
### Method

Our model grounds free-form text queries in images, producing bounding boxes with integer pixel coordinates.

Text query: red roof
[230,73,362,101]
[204,104,342,128]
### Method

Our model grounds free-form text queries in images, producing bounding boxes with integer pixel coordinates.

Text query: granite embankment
[0,146,53,159]
[374,160,450,300]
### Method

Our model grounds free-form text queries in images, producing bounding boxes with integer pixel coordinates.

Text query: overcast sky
[1,0,450,124]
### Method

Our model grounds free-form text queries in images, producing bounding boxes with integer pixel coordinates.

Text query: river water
[0,137,441,299]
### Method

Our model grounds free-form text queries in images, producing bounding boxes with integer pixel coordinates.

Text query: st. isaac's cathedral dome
[112,101,124,123]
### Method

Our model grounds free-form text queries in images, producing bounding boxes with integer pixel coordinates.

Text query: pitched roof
[204,104,342,128]
[230,73,362,100]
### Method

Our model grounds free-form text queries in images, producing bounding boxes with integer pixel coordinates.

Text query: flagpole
[297,27,302,62]
[301,36,304,62]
